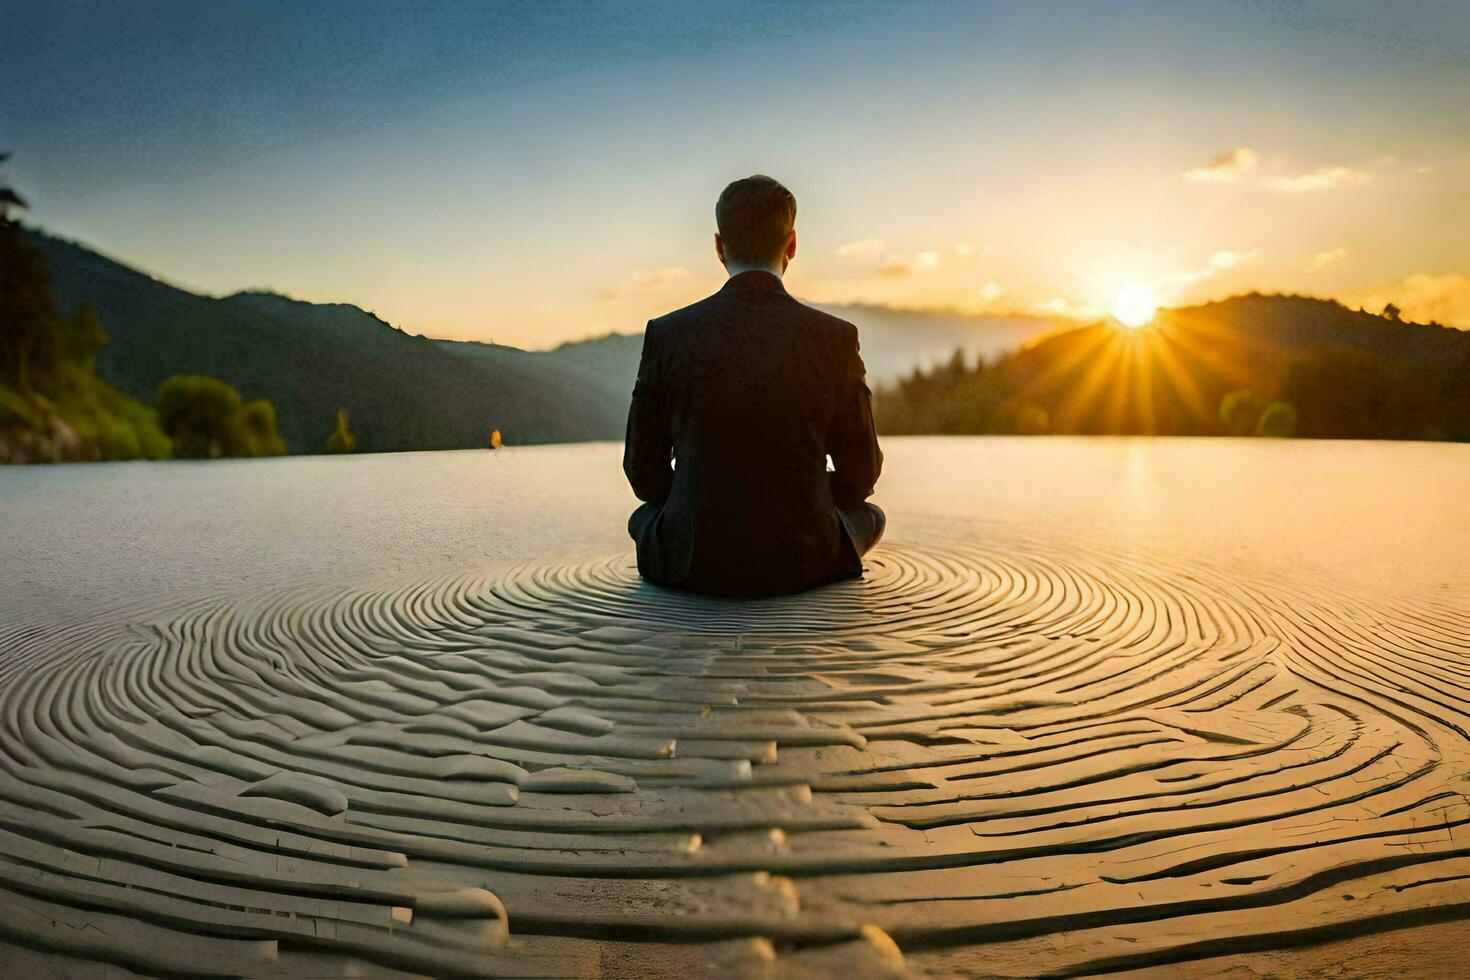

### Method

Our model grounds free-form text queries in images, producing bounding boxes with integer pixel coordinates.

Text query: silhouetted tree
[0,152,25,219]
[875,302,1469,443]
[234,399,287,456]
[1255,402,1297,437]
[0,209,64,392]
[1013,403,1050,435]
[1219,389,1264,436]
[944,347,968,383]
[0,158,169,462]
[156,375,286,458]
[156,376,243,458]
[326,408,356,454]
[65,303,108,368]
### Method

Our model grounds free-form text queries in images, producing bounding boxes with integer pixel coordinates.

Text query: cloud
[1305,247,1348,273]
[1183,147,1258,183]
[1207,249,1257,271]
[877,254,913,278]
[954,241,993,259]
[1352,272,1470,327]
[604,265,692,299]
[836,238,885,258]
[628,265,690,288]
[876,250,941,277]
[1263,165,1370,193]
[841,239,948,277]
[1159,248,1259,293]
[1034,297,1077,317]
[1184,149,1375,193]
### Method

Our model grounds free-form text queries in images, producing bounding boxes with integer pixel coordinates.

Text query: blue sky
[6,1,1468,345]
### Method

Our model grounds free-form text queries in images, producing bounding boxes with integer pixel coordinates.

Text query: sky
[5,0,1469,347]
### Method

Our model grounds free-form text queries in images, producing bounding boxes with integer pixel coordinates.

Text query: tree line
[2,154,373,463]
[874,302,1470,442]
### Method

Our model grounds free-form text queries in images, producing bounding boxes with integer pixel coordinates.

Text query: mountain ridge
[28,225,1467,452]
[28,229,629,452]
[874,293,1470,440]
[26,227,1064,452]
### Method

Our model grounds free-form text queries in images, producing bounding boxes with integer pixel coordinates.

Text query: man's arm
[623,322,674,504]
[828,324,883,505]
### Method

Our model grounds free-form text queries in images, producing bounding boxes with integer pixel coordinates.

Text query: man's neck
[723,261,784,280]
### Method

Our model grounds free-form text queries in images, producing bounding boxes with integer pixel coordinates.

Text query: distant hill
[1179,292,1469,366]
[27,227,1061,453]
[29,230,629,452]
[438,302,1058,398]
[34,226,1463,450]
[815,303,1058,385]
[876,294,1470,440]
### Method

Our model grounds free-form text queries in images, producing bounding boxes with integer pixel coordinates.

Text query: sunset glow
[1109,283,1159,329]
[7,3,1468,344]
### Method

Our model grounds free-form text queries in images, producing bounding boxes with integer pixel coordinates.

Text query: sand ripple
[2,519,1468,975]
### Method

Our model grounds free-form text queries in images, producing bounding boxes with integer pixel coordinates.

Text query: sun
[1109,282,1159,329]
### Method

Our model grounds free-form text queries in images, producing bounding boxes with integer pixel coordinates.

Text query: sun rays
[1023,308,1257,434]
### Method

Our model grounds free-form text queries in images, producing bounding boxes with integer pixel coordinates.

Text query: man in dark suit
[624,175,884,597]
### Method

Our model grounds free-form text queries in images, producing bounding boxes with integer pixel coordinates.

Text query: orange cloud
[1034,297,1080,317]
[954,241,993,259]
[1158,248,1259,293]
[1207,249,1256,271]
[1183,147,1258,183]
[1352,272,1470,327]
[876,250,940,277]
[1305,247,1348,273]
[836,238,885,259]
[877,254,912,278]
[1263,165,1370,193]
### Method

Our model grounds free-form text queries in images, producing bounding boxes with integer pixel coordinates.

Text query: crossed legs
[837,501,886,559]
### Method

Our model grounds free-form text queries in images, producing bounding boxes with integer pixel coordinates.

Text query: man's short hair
[716,175,796,266]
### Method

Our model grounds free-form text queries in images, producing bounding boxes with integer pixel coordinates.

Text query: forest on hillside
[9,147,1470,462]
[874,296,1470,442]
[25,231,631,455]
[1,158,290,463]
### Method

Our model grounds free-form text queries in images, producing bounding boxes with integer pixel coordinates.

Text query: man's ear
[786,229,797,261]
[714,233,725,266]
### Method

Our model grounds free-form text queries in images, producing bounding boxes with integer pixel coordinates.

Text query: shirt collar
[720,269,787,294]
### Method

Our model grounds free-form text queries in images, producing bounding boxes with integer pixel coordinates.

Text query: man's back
[623,270,883,597]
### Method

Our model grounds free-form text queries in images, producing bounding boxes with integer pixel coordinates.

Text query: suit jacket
[623,270,883,597]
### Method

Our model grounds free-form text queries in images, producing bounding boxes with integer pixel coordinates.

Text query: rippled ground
[1,439,1467,977]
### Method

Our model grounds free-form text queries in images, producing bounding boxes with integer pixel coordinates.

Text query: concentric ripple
[2,518,1469,976]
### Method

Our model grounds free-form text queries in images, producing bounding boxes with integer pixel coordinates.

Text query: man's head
[715,175,797,274]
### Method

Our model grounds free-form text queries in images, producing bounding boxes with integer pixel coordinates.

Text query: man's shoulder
[793,302,858,343]
[773,300,859,355]
[648,288,857,347]
[645,293,721,337]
